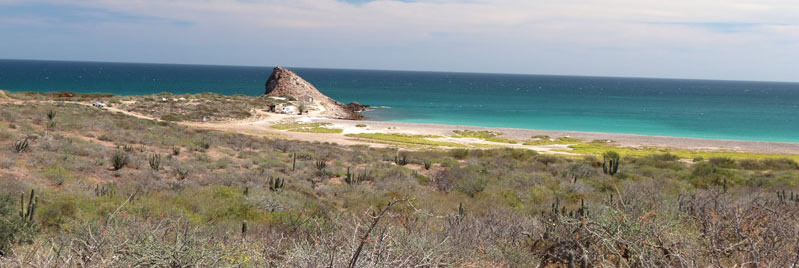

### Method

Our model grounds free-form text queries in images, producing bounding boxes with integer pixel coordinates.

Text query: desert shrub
[709,157,736,168]
[111,150,129,170]
[455,175,488,197]
[12,138,29,153]
[0,192,39,256]
[424,159,432,170]
[536,154,560,166]
[692,162,716,178]
[636,153,683,170]
[738,159,763,170]
[763,158,799,170]
[38,198,77,230]
[450,149,469,159]
[42,165,72,186]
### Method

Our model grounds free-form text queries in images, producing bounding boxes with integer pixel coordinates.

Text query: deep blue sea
[2,59,799,142]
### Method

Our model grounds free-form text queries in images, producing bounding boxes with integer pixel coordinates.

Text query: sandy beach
[181,109,799,155]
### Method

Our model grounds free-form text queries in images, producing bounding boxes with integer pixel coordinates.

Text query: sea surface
[2,59,799,142]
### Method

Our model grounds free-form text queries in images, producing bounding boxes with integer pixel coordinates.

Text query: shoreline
[3,90,798,155]
[317,117,799,154]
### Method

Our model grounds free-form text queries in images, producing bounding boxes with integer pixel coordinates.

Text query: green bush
[709,157,736,168]
[111,150,129,170]
[0,192,39,256]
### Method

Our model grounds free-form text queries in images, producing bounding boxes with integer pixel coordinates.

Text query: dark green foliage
[314,159,327,171]
[46,110,56,121]
[709,157,736,168]
[1,191,39,256]
[739,158,799,170]
[148,153,161,171]
[172,146,181,156]
[292,153,296,171]
[197,139,211,150]
[692,162,716,178]
[13,138,29,153]
[450,149,469,159]
[345,167,353,184]
[241,220,248,234]
[19,189,37,223]
[453,202,465,224]
[111,149,129,170]
[243,187,249,196]
[269,177,285,191]
[424,159,432,170]
[394,154,408,166]
[602,151,620,176]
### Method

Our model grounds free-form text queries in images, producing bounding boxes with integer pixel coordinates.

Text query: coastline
[319,117,799,154]
[3,89,798,156]
[185,108,799,155]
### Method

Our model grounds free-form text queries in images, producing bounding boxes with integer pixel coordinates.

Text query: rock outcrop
[265,67,366,119]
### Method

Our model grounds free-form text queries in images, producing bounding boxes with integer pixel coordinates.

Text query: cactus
[722,178,728,193]
[345,167,353,184]
[241,220,248,234]
[197,139,211,150]
[394,154,408,166]
[95,184,115,197]
[111,149,129,170]
[122,144,134,152]
[423,159,432,170]
[46,110,56,121]
[13,138,29,153]
[577,199,589,217]
[244,186,249,196]
[292,153,297,171]
[269,177,285,191]
[19,189,37,224]
[175,166,190,180]
[148,153,161,171]
[602,151,620,176]
[315,159,327,171]
[172,146,181,156]
[456,202,465,224]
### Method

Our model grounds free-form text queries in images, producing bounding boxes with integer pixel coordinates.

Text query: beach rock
[265,66,365,119]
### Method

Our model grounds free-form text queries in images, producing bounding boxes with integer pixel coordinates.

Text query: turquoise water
[2,59,799,142]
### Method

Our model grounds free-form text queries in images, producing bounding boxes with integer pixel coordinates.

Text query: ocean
[2,59,799,142]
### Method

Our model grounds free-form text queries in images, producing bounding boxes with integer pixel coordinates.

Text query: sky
[1,0,798,82]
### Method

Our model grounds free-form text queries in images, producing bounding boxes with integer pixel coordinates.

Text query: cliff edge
[265,67,365,119]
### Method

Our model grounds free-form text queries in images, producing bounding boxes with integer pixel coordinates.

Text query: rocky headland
[264,66,367,119]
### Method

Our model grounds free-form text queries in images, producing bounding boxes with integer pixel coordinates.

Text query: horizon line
[2,57,798,85]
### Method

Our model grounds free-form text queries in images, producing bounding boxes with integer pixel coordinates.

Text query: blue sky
[1,0,798,82]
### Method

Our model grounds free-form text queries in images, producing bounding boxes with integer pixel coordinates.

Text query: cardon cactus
[19,189,38,224]
[602,151,620,176]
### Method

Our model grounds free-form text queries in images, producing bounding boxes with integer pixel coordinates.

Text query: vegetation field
[2,95,799,266]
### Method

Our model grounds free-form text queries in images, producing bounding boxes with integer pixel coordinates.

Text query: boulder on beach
[264,66,367,119]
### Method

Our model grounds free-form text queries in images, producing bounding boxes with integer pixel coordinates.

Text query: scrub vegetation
[2,97,799,266]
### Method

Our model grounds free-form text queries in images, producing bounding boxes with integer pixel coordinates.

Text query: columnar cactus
[269,177,285,191]
[602,151,620,176]
[19,189,37,224]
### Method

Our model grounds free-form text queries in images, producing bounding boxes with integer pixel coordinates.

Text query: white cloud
[2,0,799,81]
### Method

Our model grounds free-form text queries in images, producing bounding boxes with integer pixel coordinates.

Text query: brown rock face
[265,67,366,119]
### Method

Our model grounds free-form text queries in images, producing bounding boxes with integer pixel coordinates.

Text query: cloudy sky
[1,0,798,81]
